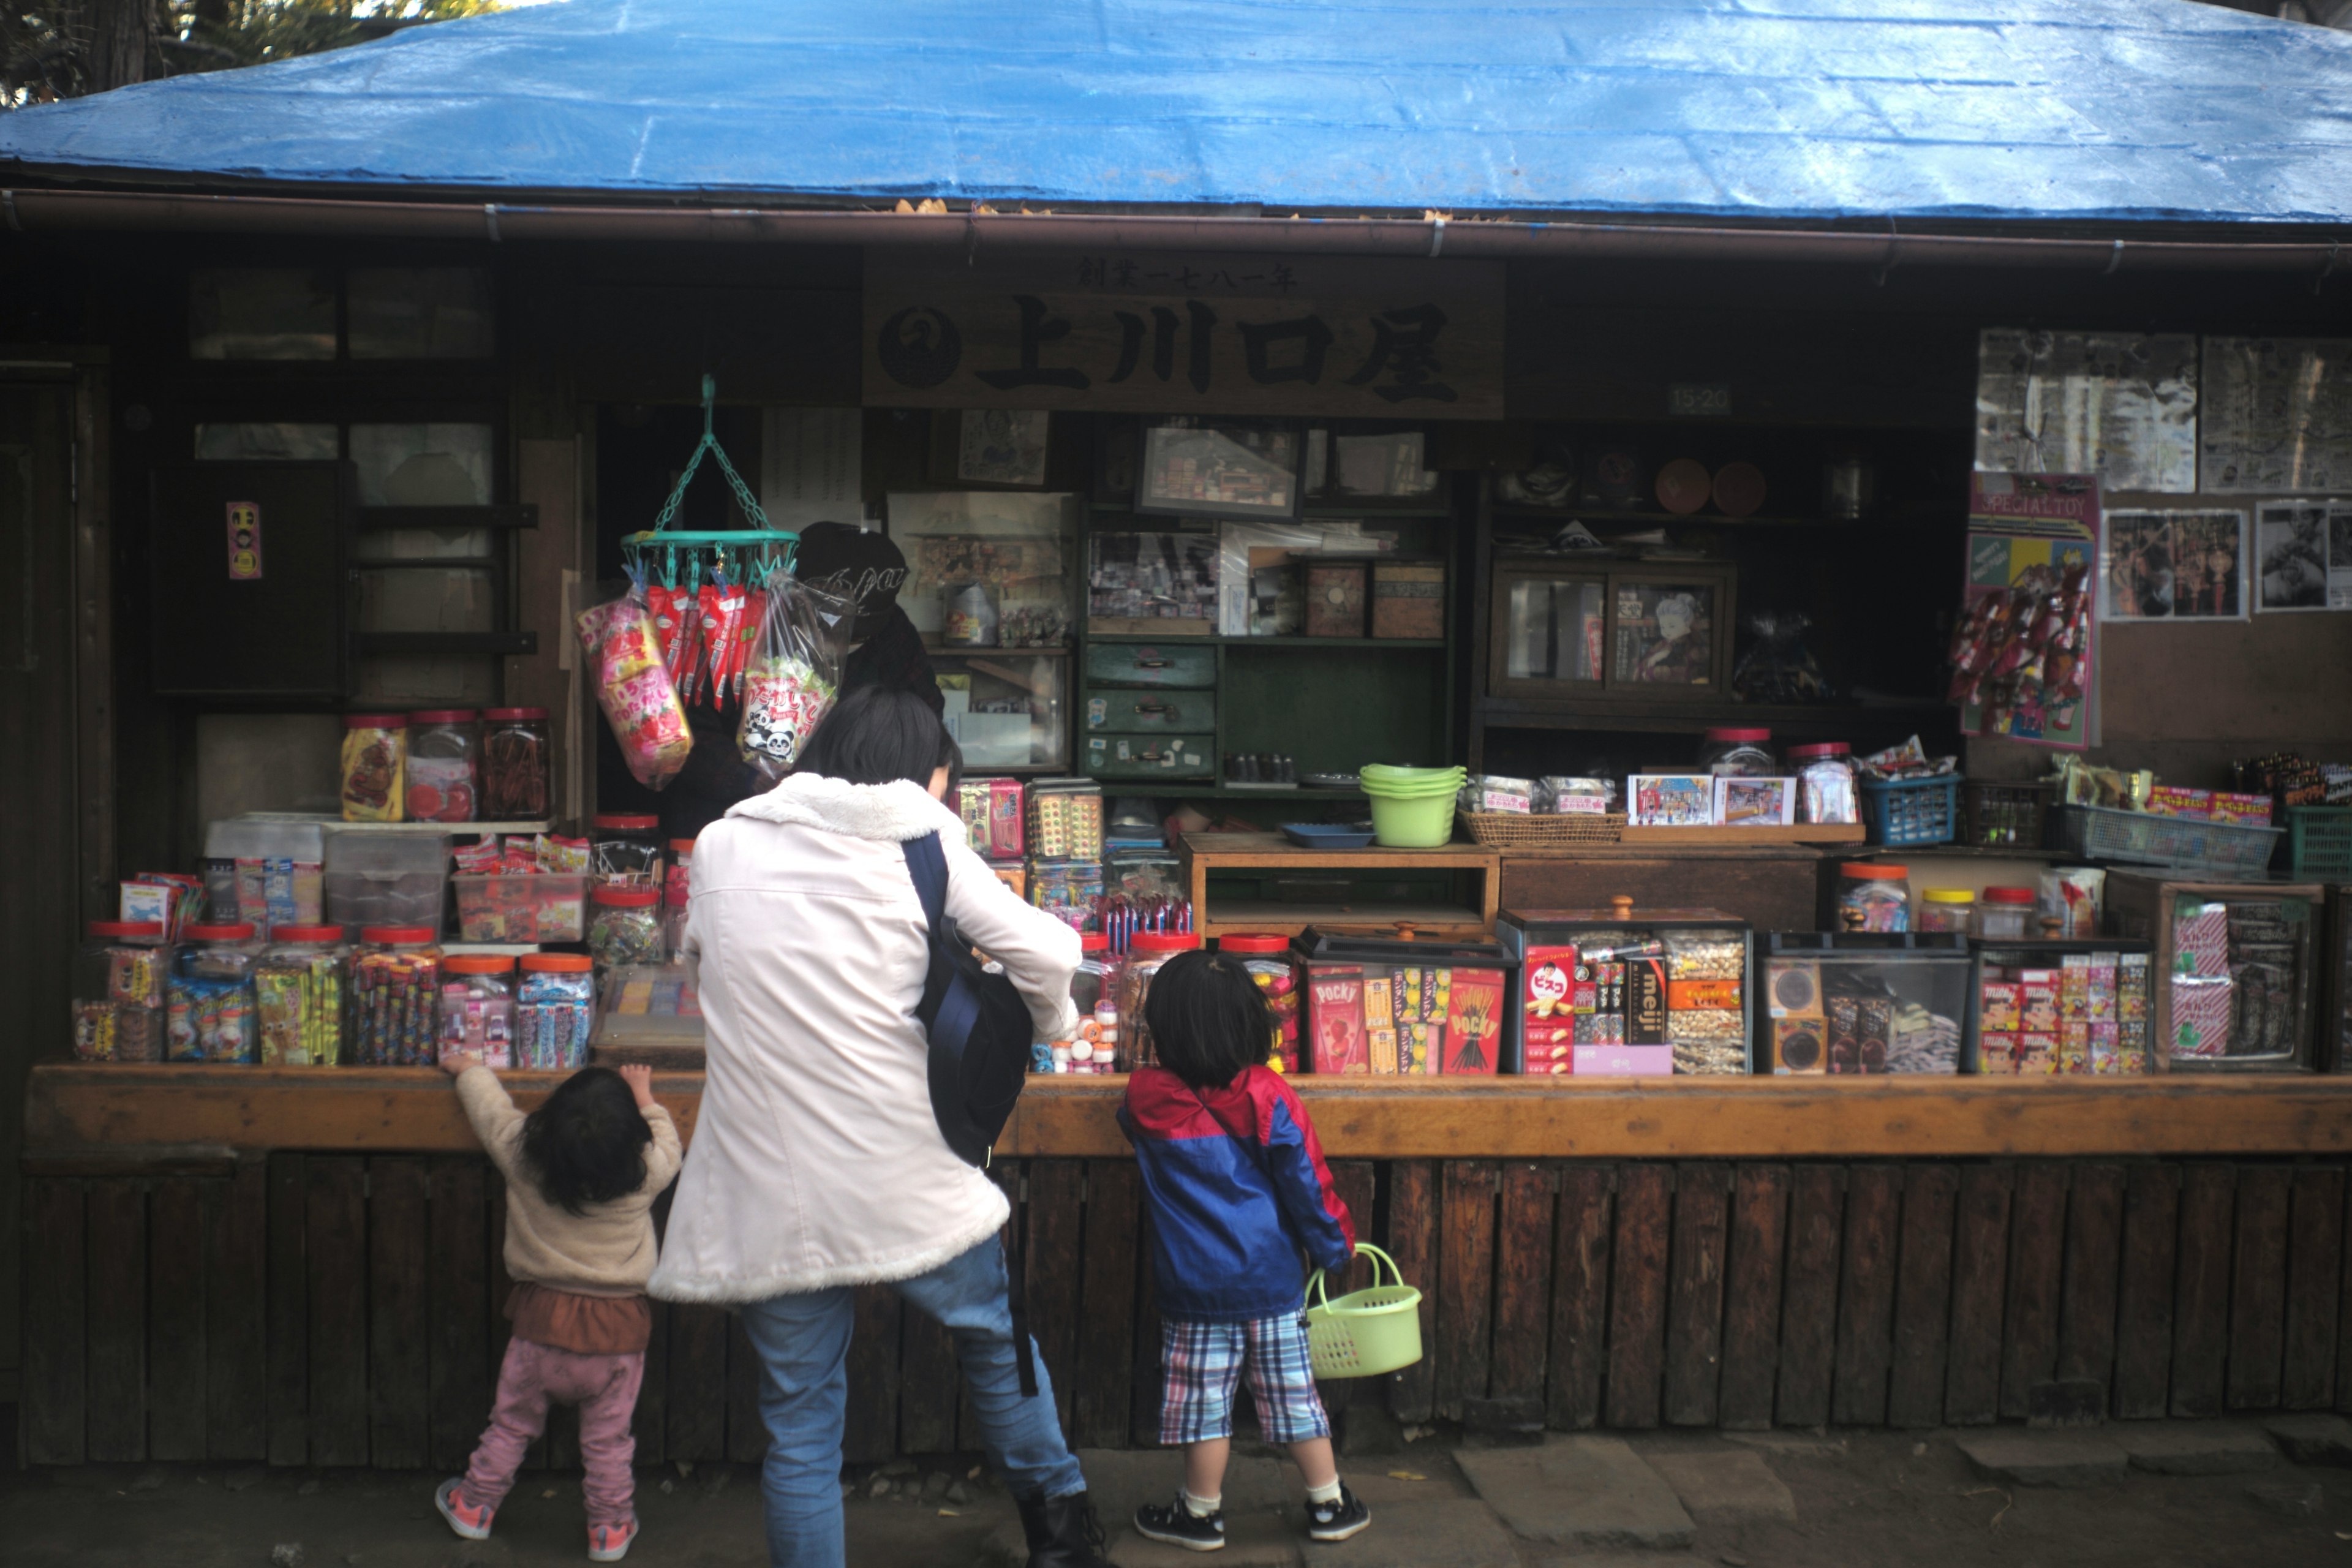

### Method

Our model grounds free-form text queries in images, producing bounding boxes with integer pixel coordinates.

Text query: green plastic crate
[2285,806,2352,880]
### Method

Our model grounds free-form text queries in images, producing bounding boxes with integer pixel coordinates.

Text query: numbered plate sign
[1668,383,1732,418]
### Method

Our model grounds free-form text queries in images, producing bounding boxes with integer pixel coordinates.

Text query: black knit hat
[794,521,909,643]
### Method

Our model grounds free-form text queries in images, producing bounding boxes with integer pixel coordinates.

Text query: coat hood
[725,771,963,843]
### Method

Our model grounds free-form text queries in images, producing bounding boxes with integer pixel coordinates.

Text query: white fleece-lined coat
[647,774,1082,1304]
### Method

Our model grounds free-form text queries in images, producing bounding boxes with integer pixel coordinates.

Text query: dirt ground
[4,1420,2350,1567]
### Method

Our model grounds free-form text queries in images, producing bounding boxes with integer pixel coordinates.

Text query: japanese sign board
[863,252,1504,420]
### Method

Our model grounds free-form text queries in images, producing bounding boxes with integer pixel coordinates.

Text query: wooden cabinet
[1487,557,1736,704]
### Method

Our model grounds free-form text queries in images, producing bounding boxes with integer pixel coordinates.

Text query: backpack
[902,831,1036,1167]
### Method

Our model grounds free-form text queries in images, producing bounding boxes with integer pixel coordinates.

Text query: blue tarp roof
[4,0,2352,227]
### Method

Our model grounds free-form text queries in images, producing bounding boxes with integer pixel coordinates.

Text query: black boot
[1017,1489,1111,1568]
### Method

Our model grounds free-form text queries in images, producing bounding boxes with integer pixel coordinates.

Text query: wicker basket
[1463,812,1626,850]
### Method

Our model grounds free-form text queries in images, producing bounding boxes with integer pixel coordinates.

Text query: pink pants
[459,1337,644,1529]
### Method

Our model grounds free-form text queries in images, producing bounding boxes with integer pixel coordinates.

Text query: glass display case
[935,652,1070,771]
[1964,937,2158,1075]
[1497,905,1752,1076]
[1759,933,1972,1074]
[2105,872,2323,1072]
[1488,560,1736,701]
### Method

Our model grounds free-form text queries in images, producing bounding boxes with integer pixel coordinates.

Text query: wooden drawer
[1082,641,1217,688]
[1085,733,1216,779]
[1084,687,1217,733]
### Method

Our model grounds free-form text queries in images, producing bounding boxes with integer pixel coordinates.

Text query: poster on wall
[2101,508,2250,622]
[2200,337,2352,494]
[1974,329,2199,494]
[2255,500,2335,612]
[1953,474,2099,751]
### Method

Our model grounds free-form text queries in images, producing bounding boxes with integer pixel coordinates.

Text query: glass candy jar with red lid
[591,813,664,887]
[1218,932,1302,1072]
[479,707,551,820]
[405,710,480,822]
[1118,930,1203,1069]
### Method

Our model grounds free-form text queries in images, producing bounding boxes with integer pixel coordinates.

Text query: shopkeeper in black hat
[659,521,943,844]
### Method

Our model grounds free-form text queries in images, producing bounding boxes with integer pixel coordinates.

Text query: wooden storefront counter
[25,1063,2352,1164]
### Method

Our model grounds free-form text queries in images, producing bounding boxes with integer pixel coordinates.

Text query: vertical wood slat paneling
[1717,1164,1789,1433]
[2282,1166,2344,1411]
[668,1306,731,1464]
[842,1287,903,1466]
[306,1159,369,1468]
[2055,1163,2126,1406]
[266,1153,309,1466]
[1777,1166,1844,1429]
[1434,1160,1499,1423]
[1999,1163,2069,1420]
[899,1312,960,1456]
[1383,1161,1439,1426]
[1074,1159,1145,1449]
[1944,1163,2014,1427]
[1316,1161,1380,1428]
[1887,1164,1958,1430]
[1605,1164,1672,1430]
[1487,1163,1553,1417]
[2172,1163,2237,1420]
[2114,1163,2180,1420]
[1663,1164,1730,1427]
[368,1158,431,1470]
[1025,1158,1088,1437]
[426,1158,489,1473]
[1129,1207,1166,1448]
[148,1178,207,1462]
[1831,1165,1901,1428]
[86,1177,148,1463]
[204,1164,268,1463]
[2226,1164,2292,1412]
[1545,1164,1613,1432]
[21,1178,85,1465]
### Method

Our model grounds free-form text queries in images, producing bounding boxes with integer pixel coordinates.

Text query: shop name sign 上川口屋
[864,252,1505,419]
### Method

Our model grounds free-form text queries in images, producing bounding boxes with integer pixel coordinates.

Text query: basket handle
[1313,1242,1404,1308]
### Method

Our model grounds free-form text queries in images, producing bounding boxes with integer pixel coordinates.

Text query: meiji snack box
[1626,957,1669,1046]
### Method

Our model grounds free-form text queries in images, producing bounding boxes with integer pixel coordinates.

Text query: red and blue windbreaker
[1119,1065,1357,1322]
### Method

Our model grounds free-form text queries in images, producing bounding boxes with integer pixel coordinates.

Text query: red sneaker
[434,1478,494,1541]
[587,1517,639,1562]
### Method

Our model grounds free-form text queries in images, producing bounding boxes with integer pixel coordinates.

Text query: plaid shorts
[1158,1312,1332,1447]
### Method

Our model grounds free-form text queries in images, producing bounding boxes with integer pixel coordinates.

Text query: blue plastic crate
[1858,776,1960,847]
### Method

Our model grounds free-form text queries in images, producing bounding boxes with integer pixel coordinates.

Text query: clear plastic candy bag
[739,573,851,782]
[576,581,693,791]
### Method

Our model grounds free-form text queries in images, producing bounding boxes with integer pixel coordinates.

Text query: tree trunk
[84,0,153,92]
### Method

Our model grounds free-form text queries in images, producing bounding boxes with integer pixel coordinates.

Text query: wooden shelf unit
[1178,830,1501,938]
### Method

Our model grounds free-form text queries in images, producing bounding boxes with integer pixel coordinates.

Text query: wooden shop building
[7,0,2352,1470]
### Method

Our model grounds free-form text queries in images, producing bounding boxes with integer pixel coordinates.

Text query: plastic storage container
[440,954,518,1069]
[339,713,407,822]
[202,815,328,931]
[1297,925,1521,1075]
[1117,930,1204,1069]
[1790,742,1859,825]
[73,920,170,1062]
[167,922,264,1063]
[587,886,666,968]
[479,706,552,821]
[1837,864,1910,933]
[1359,764,1466,849]
[350,926,443,1065]
[518,952,596,1069]
[2050,802,2282,875]
[255,924,349,1066]
[1974,886,2039,940]
[1760,932,1971,1074]
[1699,728,1774,777]
[452,873,588,943]
[2103,872,2323,1072]
[1858,776,1960,847]
[1057,932,1121,1074]
[1961,778,2052,850]
[1966,937,2158,1074]
[592,814,663,888]
[324,828,453,930]
[1219,932,1303,1072]
[1916,889,1975,933]
[405,709,479,823]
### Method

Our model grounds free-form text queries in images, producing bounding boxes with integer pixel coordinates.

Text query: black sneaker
[1304,1485,1370,1542]
[1134,1492,1226,1553]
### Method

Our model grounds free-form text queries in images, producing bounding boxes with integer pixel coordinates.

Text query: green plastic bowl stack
[1358,764,1469,848]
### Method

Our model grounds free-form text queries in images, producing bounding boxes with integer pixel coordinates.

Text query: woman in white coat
[651,687,1106,1568]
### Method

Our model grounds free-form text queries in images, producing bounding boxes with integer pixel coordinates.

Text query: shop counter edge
[23,1063,2352,1163]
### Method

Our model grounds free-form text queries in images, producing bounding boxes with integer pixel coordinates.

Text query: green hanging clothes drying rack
[620,375,799,590]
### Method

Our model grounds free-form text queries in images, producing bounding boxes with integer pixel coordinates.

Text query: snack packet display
[576,582,693,791]
[739,574,852,782]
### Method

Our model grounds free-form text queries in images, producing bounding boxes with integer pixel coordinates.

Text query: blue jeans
[737,1235,1088,1568]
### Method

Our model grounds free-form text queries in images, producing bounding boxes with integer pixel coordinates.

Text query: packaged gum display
[1774,1017,1826,1072]
[2119,952,2151,1022]
[2089,1021,2122,1073]
[2060,955,2091,1022]
[2120,1019,2150,1074]
[2087,957,2118,1021]
[1980,981,2022,1033]
[2058,1022,2090,1074]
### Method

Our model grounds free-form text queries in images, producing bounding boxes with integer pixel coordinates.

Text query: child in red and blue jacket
[1118,949,1371,1553]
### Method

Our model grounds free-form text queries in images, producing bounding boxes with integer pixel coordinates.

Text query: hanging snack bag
[576,584,694,792]
[739,574,851,782]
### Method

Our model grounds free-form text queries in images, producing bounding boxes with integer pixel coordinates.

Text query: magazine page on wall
[2252,499,2352,613]
[2101,508,2250,623]
[1951,473,2099,751]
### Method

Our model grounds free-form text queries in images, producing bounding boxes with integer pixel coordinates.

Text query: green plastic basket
[1365,791,1457,846]
[2285,806,2352,880]
[1305,1243,1424,1379]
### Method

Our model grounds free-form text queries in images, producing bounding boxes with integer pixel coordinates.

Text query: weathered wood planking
[668,1306,731,1464]
[1314,1161,1379,1427]
[265,1154,309,1466]
[1025,1158,1088,1437]
[1663,1164,1730,1427]
[1776,1166,1844,1430]
[1384,1161,1440,1426]
[1073,1159,1144,1449]
[1831,1164,1901,1428]
[1546,1164,1613,1431]
[2056,1163,2126,1406]
[306,1159,369,1467]
[1716,1164,1789,1433]
[2226,1164,2292,1412]
[1999,1163,2069,1420]
[426,1158,489,1472]
[1605,1164,1672,1430]
[2114,1163,2181,1420]
[204,1164,270,1463]
[1943,1163,2015,1427]
[842,1286,903,1465]
[21,1179,85,1464]
[85,1177,147,1463]
[148,1178,207,1462]
[1887,1164,1958,1430]
[1488,1162,1553,1417]
[1435,1161,1500,1423]
[2171,1163,2237,1420]
[368,1158,432,1469]
[2283,1166,2345,1411]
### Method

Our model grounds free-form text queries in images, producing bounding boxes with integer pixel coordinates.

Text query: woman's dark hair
[521,1067,652,1215]
[1143,949,1274,1091]
[796,684,962,792]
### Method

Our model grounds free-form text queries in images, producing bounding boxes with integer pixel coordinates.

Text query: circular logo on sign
[875,306,962,388]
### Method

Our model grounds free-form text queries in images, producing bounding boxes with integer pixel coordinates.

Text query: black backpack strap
[902,830,948,933]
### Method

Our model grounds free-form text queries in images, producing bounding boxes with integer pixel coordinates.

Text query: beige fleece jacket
[456,1066,682,1297]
